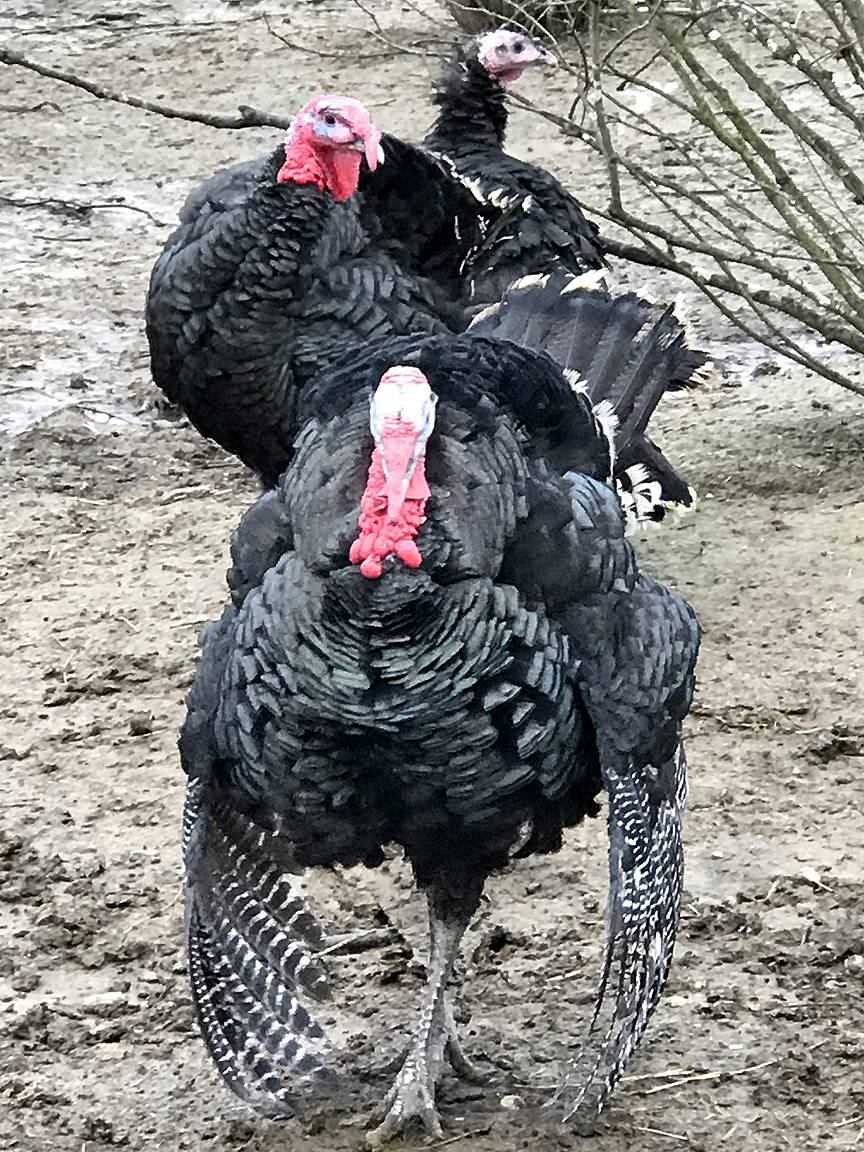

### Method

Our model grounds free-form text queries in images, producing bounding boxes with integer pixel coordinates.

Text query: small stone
[79,948,106,969]
[0,744,28,761]
[753,360,780,377]
[128,713,153,737]
[844,954,864,977]
[10,971,41,993]
[500,1094,524,1110]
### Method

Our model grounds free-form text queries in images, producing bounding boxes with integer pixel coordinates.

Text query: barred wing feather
[563,741,688,1130]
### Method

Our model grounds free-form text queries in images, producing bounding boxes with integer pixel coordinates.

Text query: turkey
[424,27,606,305]
[146,93,702,507]
[146,94,477,486]
[180,276,701,1144]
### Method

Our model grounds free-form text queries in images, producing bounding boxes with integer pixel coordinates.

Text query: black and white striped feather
[563,741,688,1129]
[181,613,332,1111]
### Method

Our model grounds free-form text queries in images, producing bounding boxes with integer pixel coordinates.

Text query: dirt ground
[1,2,863,1150]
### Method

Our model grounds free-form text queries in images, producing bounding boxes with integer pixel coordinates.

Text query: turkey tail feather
[468,272,707,513]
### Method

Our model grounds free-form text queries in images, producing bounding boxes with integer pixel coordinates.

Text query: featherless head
[474,28,555,82]
[277,94,384,200]
[349,367,437,580]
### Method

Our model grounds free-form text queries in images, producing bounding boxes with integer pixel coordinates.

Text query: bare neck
[424,55,508,155]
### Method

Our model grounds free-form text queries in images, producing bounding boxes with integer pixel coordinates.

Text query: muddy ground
[1,2,863,1150]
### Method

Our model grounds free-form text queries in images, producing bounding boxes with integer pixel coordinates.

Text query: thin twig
[0,99,61,112]
[261,15,407,62]
[348,0,442,59]
[642,1056,781,1095]
[428,1127,493,1149]
[317,928,404,957]
[0,46,291,130]
[632,1126,689,1143]
[0,194,169,226]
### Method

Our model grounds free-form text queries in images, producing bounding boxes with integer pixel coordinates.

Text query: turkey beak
[379,432,420,521]
[530,44,557,66]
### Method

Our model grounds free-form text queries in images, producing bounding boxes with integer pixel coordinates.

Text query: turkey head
[349,366,437,579]
[474,28,555,83]
[277,94,383,201]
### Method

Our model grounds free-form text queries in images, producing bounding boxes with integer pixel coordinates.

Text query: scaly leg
[366,882,481,1146]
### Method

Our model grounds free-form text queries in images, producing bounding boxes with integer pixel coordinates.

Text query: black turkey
[146,94,472,486]
[147,88,701,504]
[424,28,605,305]
[181,277,701,1143]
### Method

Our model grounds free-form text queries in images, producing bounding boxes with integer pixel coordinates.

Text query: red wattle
[276,141,363,201]
[276,144,327,192]
[395,539,423,568]
[360,556,384,579]
[320,150,364,201]
[350,449,430,580]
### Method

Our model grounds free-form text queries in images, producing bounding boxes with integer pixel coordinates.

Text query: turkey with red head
[146,94,475,487]
[180,277,701,1143]
[147,93,702,513]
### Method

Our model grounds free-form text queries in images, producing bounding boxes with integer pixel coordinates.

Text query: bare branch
[262,16,401,61]
[588,6,622,215]
[742,13,864,138]
[0,194,169,226]
[0,99,61,113]
[0,46,291,130]
[699,18,864,219]
[653,20,864,311]
[5,0,863,399]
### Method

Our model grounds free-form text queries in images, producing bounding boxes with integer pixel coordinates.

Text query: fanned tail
[563,741,688,1131]
[183,776,331,1113]
[468,271,708,514]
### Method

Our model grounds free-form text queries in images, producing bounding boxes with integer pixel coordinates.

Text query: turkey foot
[442,997,487,1084]
[365,881,482,1146]
[366,1048,445,1146]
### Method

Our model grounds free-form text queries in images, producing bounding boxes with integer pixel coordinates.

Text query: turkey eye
[323,113,337,126]
[496,44,507,54]
[513,41,524,53]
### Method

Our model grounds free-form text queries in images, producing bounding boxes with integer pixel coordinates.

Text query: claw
[443,998,488,1084]
[365,1058,443,1146]
[445,1036,487,1084]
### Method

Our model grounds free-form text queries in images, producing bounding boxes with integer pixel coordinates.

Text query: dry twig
[0,46,290,129]
[640,1055,780,1094]
[317,928,404,957]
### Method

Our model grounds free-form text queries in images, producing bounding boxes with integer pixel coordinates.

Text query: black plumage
[144,54,608,488]
[424,35,606,305]
[146,141,465,486]
[146,72,699,503]
[150,133,703,507]
[181,283,701,1141]
[469,272,707,510]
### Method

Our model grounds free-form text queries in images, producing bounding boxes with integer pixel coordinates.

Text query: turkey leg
[366,882,482,1145]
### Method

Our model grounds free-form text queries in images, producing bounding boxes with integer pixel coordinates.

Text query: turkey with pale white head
[180,277,701,1143]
